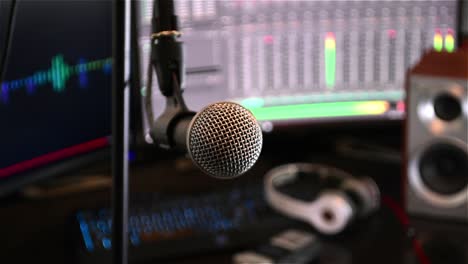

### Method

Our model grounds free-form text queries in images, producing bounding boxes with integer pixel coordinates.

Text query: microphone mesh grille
[188,102,263,179]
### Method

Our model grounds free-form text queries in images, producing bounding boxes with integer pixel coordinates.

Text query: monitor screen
[138,0,459,139]
[0,0,112,193]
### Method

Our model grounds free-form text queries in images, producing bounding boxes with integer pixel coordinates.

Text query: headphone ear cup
[310,190,356,235]
[341,177,380,217]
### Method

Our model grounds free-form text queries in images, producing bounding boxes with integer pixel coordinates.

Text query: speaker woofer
[409,138,468,208]
[419,143,468,195]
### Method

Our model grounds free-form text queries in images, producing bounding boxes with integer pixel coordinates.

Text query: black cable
[456,0,467,47]
[0,0,17,84]
[152,0,177,32]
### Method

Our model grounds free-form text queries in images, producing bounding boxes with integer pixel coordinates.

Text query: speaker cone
[419,143,468,195]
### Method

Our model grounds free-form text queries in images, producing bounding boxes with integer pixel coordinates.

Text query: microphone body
[173,102,263,179]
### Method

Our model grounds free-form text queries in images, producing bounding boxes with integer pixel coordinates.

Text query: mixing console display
[138,0,458,135]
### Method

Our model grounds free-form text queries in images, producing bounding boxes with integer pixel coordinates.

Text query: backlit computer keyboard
[74,181,299,263]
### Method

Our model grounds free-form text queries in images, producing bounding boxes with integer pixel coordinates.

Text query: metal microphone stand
[112,0,129,263]
[111,0,181,263]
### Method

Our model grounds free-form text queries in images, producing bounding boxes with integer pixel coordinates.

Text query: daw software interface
[138,0,458,140]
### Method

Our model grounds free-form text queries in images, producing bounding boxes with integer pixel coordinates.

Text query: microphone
[146,0,263,179]
[172,102,263,179]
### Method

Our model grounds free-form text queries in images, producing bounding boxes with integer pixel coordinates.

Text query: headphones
[264,163,380,235]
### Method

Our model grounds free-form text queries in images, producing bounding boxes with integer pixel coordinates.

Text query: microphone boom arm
[148,0,194,149]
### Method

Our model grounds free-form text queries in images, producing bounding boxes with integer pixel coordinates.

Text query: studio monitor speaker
[405,47,468,222]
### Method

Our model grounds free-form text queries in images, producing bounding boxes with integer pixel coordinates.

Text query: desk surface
[0,137,466,264]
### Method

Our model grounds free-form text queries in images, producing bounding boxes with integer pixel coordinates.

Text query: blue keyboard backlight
[76,184,269,252]
[102,238,112,250]
[78,220,95,251]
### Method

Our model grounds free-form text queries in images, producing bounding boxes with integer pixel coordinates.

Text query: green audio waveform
[1,54,112,103]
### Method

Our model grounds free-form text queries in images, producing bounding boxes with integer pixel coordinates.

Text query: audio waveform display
[1,55,112,104]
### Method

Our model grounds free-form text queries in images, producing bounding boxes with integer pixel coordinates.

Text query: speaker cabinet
[405,49,468,222]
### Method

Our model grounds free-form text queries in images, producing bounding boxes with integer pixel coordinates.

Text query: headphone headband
[264,163,380,235]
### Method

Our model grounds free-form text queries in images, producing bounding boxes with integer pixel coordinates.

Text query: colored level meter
[245,101,389,121]
[325,32,336,88]
[433,31,443,52]
[445,31,455,53]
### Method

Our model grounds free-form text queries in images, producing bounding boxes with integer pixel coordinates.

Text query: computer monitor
[0,0,112,195]
[138,0,459,138]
